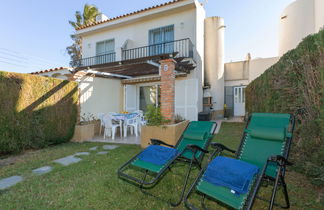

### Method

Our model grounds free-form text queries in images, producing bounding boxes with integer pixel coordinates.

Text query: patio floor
[88,134,141,145]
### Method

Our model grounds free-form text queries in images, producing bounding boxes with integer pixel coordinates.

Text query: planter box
[141,120,189,148]
[71,124,95,142]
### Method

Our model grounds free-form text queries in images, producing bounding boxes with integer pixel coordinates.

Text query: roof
[76,0,186,31]
[30,67,73,75]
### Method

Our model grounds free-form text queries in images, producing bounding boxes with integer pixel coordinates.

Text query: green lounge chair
[118,121,217,206]
[184,113,295,210]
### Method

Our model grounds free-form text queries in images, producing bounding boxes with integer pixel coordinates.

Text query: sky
[0,0,295,73]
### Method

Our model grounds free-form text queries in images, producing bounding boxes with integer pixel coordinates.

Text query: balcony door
[149,25,174,56]
[96,39,115,64]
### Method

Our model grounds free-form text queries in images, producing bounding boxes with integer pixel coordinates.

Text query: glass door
[234,86,246,116]
[149,25,174,56]
[139,85,160,112]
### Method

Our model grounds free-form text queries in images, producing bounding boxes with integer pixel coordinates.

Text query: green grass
[0,123,322,209]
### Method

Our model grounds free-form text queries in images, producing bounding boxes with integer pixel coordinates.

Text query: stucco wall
[204,17,225,114]
[80,8,197,60]
[279,0,324,55]
[79,77,122,118]
[225,57,279,84]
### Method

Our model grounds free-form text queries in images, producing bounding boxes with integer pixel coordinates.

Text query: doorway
[233,86,246,116]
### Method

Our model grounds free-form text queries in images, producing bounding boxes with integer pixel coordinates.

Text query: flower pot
[140,120,189,148]
[71,124,95,142]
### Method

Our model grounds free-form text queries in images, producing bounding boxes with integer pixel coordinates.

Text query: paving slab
[0,176,23,190]
[74,152,90,156]
[89,146,98,151]
[102,145,119,150]
[53,155,82,166]
[97,151,108,155]
[32,166,52,175]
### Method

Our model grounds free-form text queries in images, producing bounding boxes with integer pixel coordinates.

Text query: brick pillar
[160,59,176,122]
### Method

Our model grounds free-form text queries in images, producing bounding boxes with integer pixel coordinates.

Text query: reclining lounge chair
[118,121,217,206]
[184,113,295,210]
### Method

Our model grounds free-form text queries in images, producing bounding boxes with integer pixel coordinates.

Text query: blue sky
[0,0,295,73]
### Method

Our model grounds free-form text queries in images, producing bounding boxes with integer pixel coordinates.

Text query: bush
[144,105,169,126]
[246,30,324,185]
[0,71,78,155]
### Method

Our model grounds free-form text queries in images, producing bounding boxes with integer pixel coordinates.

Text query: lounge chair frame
[118,122,217,206]
[184,114,295,210]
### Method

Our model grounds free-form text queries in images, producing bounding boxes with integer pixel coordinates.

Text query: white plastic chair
[103,115,122,140]
[133,110,147,133]
[123,116,138,137]
[97,113,106,135]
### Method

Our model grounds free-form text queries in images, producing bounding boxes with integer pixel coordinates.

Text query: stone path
[74,152,90,156]
[53,155,82,166]
[32,166,52,175]
[0,144,120,191]
[0,176,23,190]
[103,145,119,150]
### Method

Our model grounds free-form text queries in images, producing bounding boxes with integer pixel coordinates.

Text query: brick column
[160,59,176,122]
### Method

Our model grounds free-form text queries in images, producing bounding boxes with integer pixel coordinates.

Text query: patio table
[111,113,138,121]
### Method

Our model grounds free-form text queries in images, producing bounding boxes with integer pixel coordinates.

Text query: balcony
[78,38,194,68]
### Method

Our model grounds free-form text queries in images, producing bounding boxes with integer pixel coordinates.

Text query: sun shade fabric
[202,156,259,195]
[182,131,208,141]
[138,145,178,165]
[249,126,285,141]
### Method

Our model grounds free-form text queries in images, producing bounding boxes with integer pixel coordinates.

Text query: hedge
[0,71,78,155]
[246,30,324,185]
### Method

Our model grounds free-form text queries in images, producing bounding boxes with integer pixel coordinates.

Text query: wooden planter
[71,124,95,142]
[141,120,189,148]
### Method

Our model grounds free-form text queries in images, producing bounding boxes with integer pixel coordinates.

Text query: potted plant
[140,105,189,148]
[71,113,96,142]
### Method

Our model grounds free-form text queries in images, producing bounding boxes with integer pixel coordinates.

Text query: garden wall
[246,30,324,185]
[0,71,78,155]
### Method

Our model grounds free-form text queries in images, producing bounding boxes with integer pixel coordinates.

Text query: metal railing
[78,38,194,67]
[122,38,194,60]
[79,52,116,67]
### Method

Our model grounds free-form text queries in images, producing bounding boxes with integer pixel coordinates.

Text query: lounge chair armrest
[268,155,293,166]
[150,139,175,148]
[186,144,209,154]
[211,142,236,154]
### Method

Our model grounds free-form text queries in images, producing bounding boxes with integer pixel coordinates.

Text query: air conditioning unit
[96,14,108,22]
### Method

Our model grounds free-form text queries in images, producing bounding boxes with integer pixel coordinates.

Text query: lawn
[0,122,322,209]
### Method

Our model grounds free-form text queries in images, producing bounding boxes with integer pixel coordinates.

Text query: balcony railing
[77,38,194,67]
[80,53,116,67]
[122,38,193,60]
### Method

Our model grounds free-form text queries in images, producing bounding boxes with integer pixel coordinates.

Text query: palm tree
[67,4,101,67]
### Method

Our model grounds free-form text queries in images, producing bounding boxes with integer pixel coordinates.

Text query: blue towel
[203,156,259,195]
[138,145,179,165]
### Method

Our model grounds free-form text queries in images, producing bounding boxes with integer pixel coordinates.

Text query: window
[96,39,115,64]
[149,25,174,55]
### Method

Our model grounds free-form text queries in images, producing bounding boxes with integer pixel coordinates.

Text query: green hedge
[0,71,78,155]
[246,30,324,185]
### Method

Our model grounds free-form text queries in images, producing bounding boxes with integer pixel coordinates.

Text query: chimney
[96,14,108,22]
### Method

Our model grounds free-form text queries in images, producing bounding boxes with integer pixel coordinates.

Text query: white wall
[80,8,197,60]
[79,76,122,118]
[279,0,324,55]
[204,17,225,115]
[224,57,279,84]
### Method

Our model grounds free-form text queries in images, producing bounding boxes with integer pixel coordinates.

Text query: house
[32,0,324,120]
[73,0,224,121]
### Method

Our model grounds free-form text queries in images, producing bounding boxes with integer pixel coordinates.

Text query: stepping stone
[53,155,82,166]
[103,145,119,150]
[32,166,52,175]
[89,146,98,151]
[74,152,90,156]
[0,176,23,190]
[97,151,108,155]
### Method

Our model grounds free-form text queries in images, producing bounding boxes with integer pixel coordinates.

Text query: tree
[67,4,101,67]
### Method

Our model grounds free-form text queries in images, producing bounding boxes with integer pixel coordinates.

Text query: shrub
[144,105,169,126]
[246,30,324,185]
[0,71,78,155]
